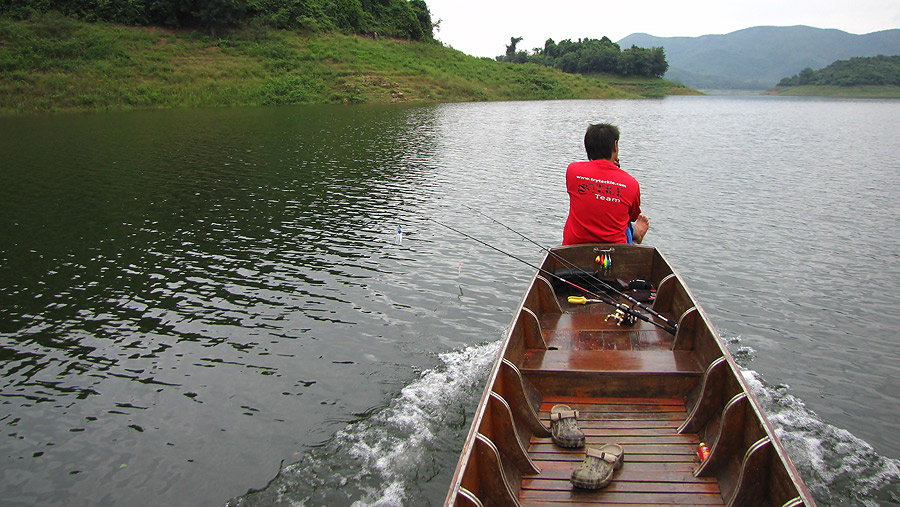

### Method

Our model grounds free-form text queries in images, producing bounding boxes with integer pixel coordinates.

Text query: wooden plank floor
[520,397,724,506]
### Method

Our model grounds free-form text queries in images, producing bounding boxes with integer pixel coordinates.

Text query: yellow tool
[567,296,604,305]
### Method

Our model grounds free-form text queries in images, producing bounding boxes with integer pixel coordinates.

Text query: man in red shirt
[562,123,649,245]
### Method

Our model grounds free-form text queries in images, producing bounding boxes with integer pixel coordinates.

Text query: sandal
[571,444,624,490]
[550,404,584,448]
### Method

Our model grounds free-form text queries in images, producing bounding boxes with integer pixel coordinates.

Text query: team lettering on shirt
[575,175,625,203]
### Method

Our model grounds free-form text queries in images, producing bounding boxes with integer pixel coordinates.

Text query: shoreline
[764,85,900,99]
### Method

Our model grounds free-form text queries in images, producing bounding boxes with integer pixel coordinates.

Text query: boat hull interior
[445,244,814,507]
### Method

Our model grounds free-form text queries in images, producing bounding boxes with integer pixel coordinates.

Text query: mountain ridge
[619,25,900,89]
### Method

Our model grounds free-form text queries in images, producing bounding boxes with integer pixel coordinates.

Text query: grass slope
[0,15,697,115]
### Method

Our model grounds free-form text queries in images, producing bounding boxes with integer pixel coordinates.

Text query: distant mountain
[619,26,900,90]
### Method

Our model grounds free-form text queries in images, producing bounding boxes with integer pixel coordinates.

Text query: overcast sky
[424,0,900,58]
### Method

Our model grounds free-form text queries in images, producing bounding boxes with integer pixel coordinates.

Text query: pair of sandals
[550,404,624,490]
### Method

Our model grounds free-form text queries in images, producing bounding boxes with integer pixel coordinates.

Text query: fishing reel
[605,307,638,326]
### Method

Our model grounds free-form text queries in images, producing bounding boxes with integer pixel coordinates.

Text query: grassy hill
[620,26,900,90]
[0,15,697,115]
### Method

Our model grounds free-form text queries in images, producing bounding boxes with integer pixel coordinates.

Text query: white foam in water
[742,369,900,506]
[334,340,501,506]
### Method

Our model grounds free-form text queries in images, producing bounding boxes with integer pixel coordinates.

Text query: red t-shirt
[562,159,641,245]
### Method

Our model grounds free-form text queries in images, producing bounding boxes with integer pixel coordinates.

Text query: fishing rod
[424,215,677,335]
[462,205,679,331]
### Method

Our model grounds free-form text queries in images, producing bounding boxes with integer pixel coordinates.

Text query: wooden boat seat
[522,349,701,374]
[520,349,703,398]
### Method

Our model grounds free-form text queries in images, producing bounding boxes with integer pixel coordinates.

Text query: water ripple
[1,98,898,506]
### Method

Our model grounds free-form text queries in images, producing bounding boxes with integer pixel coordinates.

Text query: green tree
[649,47,668,77]
[543,38,558,59]
[0,0,434,40]
[499,35,666,78]
[797,67,815,85]
[324,0,364,32]
[505,36,523,57]
[408,0,433,39]
[559,52,578,73]
[192,0,247,36]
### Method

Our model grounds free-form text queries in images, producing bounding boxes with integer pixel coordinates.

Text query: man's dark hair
[584,123,619,160]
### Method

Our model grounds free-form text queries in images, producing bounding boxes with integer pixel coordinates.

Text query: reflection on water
[0,104,482,506]
[1,97,899,506]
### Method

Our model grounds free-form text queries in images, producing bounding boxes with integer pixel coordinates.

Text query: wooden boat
[445,243,816,506]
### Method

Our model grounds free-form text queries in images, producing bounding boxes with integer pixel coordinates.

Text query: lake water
[1,96,898,506]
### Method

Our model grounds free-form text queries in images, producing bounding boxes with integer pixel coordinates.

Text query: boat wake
[225,340,501,507]
[725,338,900,507]
[741,371,900,506]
